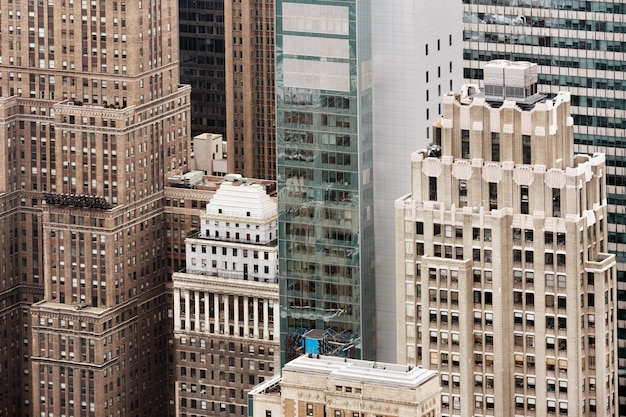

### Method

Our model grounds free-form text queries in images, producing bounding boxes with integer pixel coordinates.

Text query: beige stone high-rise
[0,0,190,416]
[396,61,618,417]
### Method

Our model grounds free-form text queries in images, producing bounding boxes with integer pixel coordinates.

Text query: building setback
[248,354,440,417]
[462,4,626,410]
[173,178,280,416]
[396,61,618,417]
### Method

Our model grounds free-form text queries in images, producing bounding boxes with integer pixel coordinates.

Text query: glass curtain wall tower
[276,0,375,364]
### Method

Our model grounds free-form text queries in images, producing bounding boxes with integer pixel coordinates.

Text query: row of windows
[465,49,626,73]
[462,0,626,13]
[190,245,270,259]
[464,16,626,35]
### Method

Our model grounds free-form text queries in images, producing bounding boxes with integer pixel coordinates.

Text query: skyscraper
[179,0,226,137]
[462,4,626,410]
[0,0,190,416]
[225,0,277,180]
[276,0,464,364]
[371,0,463,362]
[397,60,618,417]
[276,0,375,363]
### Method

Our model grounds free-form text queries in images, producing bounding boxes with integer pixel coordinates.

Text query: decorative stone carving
[451,160,472,180]
[544,168,566,189]
[513,166,534,186]
[421,158,442,178]
[482,163,503,183]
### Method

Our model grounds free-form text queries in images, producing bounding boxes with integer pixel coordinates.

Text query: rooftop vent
[483,60,538,101]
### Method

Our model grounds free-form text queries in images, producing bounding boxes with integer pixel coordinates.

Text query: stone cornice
[173,273,278,298]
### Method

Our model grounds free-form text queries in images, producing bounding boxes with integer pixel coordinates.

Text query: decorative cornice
[482,163,503,183]
[513,165,534,186]
[451,160,472,181]
[421,158,442,178]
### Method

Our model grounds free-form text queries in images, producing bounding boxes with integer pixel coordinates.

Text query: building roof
[283,354,437,390]
[206,180,277,220]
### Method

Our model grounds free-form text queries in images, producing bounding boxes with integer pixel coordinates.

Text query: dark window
[521,186,529,214]
[489,182,497,210]
[525,250,534,264]
[552,188,561,217]
[491,132,500,162]
[522,135,531,164]
[462,130,470,159]
[429,177,438,201]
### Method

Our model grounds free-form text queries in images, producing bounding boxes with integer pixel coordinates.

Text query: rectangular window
[552,189,561,217]
[459,180,467,207]
[462,130,470,159]
[491,132,500,162]
[489,183,497,210]
[521,186,529,214]
[522,134,531,164]
[429,177,437,201]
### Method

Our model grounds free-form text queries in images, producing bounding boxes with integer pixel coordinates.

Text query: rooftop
[283,354,437,390]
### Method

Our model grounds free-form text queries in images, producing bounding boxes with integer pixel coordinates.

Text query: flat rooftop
[283,354,437,390]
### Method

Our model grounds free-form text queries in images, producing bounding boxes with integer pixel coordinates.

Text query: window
[491,132,500,162]
[429,177,437,201]
[523,134,531,164]
[525,229,533,242]
[459,180,468,207]
[489,182,497,210]
[462,130,470,159]
[306,404,313,416]
[525,250,534,264]
[552,188,561,217]
[521,186,529,214]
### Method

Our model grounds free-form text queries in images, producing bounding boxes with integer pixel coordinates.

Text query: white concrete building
[396,61,618,417]
[371,0,464,362]
[173,178,280,417]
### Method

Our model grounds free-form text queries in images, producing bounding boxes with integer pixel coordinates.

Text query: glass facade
[463,1,626,413]
[276,0,375,364]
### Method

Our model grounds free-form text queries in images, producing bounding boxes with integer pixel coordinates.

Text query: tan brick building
[0,0,191,416]
[396,61,619,417]
[225,0,276,180]
[249,355,440,417]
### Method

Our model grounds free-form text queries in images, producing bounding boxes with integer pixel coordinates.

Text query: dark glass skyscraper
[179,0,226,137]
